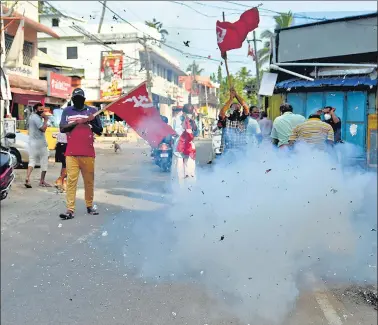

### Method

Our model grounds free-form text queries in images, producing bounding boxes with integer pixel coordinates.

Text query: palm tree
[257,11,293,67]
[186,61,204,76]
[145,18,169,43]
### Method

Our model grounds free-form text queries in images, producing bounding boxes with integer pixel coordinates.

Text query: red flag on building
[105,82,176,147]
[216,7,260,54]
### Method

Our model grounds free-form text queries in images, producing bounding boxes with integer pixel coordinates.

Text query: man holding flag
[59,88,103,220]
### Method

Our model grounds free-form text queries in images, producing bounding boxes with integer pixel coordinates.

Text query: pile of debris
[343,285,378,310]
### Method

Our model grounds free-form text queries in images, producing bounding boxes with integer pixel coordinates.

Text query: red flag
[247,43,256,61]
[105,82,176,147]
[216,7,260,54]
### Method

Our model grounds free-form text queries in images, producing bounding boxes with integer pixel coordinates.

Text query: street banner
[100,51,124,100]
[105,82,176,147]
[216,7,260,55]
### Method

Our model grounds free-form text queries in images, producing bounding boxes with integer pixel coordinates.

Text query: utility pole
[252,31,262,107]
[142,35,152,100]
[98,0,107,34]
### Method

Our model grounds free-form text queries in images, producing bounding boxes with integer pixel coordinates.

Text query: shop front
[8,73,47,130]
[43,72,73,149]
[9,72,73,149]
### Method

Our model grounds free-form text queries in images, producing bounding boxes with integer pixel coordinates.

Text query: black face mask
[232,110,241,118]
[72,96,85,110]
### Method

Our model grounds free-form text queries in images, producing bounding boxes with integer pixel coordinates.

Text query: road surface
[1,140,376,325]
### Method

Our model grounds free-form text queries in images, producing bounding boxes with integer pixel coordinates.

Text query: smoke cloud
[126,142,377,324]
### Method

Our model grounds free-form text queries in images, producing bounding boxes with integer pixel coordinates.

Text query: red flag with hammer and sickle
[216,7,260,55]
[105,82,176,147]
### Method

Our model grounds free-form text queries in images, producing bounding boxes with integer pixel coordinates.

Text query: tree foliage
[258,11,293,67]
[145,18,169,43]
[186,61,204,76]
[218,66,258,108]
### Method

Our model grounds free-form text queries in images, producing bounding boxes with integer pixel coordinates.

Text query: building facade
[266,13,377,167]
[1,1,60,130]
[37,15,189,126]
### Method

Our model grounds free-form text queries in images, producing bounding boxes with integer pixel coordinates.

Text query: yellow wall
[266,94,285,121]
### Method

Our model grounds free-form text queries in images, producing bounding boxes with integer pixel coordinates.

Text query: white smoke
[127,142,377,324]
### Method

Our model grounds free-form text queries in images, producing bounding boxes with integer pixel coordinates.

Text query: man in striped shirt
[288,111,334,151]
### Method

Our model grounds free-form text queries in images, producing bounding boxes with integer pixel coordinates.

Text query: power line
[222,0,378,25]
[98,1,253,65]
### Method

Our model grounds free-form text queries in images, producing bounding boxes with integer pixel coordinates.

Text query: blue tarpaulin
[275,76,377,89]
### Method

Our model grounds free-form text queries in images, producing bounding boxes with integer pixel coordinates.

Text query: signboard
[47,72,72,99]
[3,118,16,144]
[258,72,278,96]
[100,51,124,100]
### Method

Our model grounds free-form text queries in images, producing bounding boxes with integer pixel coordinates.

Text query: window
[52,18,59,27]
[39,47,47,54]
[5,34,33,66]
[167,69,172,82]
[4,34,13,54]
[67,47,78,59]
[23,41,33,66]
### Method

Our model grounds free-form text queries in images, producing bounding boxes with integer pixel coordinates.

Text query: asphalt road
[1,140,376,325]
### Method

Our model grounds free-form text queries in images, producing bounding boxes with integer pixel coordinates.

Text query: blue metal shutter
[287,93,306,116]
[345,91,367,151]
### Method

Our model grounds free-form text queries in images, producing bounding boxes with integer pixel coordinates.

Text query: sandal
[59,210,75,220]
[87,206,99,215]
[39,182,52,187]
[24,180,32,188]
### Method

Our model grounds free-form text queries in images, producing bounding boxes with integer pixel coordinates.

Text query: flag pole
[222,12,232,91]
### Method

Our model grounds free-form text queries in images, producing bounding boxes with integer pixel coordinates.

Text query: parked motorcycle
[0,133,17,201]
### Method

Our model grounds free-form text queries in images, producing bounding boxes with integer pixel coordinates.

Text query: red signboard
[47,72,72,99]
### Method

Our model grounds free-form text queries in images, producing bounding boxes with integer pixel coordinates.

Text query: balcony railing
[198,92,218,106]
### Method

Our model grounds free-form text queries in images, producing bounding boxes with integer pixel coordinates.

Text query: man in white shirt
[246,114,262,146]
[271,103,306,149]
[25,103,51,188]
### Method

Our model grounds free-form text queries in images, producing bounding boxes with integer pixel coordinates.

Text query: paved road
[1,141,376,325]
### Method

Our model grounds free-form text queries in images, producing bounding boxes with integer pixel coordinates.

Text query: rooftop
[280,12,377,31]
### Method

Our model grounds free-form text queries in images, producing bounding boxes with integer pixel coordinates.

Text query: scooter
[153,134,177,172]
[0,133,17,201]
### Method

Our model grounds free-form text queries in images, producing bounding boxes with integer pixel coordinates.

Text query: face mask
[324,113,331,121]
[72,96,85,110]
[36,110,43,116]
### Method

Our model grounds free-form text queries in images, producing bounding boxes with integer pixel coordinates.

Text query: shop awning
[2,5,60,39]
[8,73,47,93]
[275,76,377,90]
[11,88,45,105]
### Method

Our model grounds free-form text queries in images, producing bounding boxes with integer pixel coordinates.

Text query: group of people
[23,86,342,219]
[24,88,103,220]
[213,89,341,158]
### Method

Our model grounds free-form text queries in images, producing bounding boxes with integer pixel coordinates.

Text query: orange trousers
[66,156,95,211]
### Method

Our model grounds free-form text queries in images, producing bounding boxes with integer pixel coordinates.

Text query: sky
[53,1,377,77]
